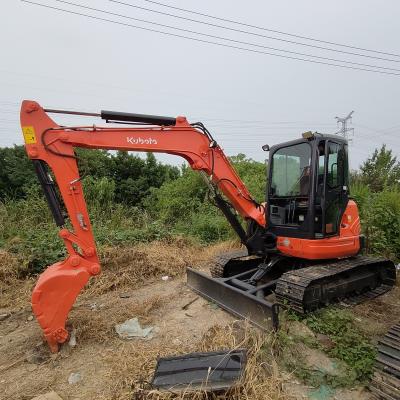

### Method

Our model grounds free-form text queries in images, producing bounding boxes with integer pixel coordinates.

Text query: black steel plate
[151,349,247,391]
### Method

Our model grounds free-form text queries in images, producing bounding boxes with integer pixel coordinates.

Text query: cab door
[323,141,349,236]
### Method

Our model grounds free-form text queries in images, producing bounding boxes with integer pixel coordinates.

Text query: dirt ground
[1,279,233,399]
[0,241,398,400]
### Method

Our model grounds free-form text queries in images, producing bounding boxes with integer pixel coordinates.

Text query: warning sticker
[22,126,37,144]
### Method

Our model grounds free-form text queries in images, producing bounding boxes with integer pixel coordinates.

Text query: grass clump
[304,307,376,382]
[275,307,376,389]
[274,324,355,389]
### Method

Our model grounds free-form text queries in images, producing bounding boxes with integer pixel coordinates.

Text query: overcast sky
[1,0,399,169]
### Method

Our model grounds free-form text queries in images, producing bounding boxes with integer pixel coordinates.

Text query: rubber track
[370,323,400,400]
[210,249,248,278]
[341,284,393,306]
[275,256,395,313]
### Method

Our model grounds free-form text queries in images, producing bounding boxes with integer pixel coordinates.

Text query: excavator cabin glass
[267,134,349,240]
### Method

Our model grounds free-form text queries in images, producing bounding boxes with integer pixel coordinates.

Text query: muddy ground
[1,241,399,400]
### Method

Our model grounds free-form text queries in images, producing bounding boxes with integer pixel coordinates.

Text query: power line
[192,118,335,125]
[141,0,400,58]
[353,123,400,139]
[44,0,400,73]
[107,0,400,64]
[0,101,19,106]
[204,122,337,128]
[20,1,400,76]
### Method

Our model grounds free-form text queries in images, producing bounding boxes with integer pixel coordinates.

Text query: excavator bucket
[187,268,279,330]
[31,255,95,352]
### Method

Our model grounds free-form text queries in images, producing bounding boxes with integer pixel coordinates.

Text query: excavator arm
[20,100,265,351]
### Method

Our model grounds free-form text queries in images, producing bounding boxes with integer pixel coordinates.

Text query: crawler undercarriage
[187,250,396,329]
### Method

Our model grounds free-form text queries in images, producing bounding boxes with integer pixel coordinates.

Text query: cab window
[270,143,311,197]
[327,142,340,187]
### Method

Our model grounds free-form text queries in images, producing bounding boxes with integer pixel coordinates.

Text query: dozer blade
[187,268,279,330]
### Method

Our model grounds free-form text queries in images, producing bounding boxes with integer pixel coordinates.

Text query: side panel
[276,200,361,259]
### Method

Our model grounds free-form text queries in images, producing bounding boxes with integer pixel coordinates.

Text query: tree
[0,145,38,199]
[229,153,266,202]
[109,151,179,205]
[360,145,400,192]
[145,154,267,241]
[0,146,179,205]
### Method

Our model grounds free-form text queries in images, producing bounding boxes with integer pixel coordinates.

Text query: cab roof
[268,133,348,154]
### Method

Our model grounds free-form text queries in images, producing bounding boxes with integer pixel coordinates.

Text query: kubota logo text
[127,137,158,145]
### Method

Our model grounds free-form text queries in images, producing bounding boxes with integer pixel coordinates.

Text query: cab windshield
[270,142,311,197]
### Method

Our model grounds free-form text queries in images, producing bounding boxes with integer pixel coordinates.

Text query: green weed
[304,308,377,382]
[275,307,376,388]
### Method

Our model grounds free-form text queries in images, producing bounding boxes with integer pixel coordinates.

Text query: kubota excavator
[20,100,396,355]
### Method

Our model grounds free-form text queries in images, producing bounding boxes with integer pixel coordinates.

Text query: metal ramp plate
[151,349,247,392]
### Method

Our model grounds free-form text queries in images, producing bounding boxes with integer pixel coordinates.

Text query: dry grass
[97,322,288,400]
[352,279,400,337]
[1,239,291,400]
[0,249,20,282]
[83,238,238,297]
[0,250,35,309]
[0,237,236,309]
[70,295,166,342]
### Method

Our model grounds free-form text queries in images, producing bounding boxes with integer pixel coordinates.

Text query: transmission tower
[335,111,354,141]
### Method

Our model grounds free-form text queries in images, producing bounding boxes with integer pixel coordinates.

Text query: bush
[0,188,64,274]
[177,205,231,243]
[144,166,207,225]
[145,154,266,243]
[349,181,371,212]
[82,176,116,210]
[362,189,400,258]
[0,188,171,274]
[350,180,400,259]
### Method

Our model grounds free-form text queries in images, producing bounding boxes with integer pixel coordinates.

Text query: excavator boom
[20,100,266,351]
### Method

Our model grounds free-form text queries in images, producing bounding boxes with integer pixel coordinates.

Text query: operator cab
[266,132,349,239]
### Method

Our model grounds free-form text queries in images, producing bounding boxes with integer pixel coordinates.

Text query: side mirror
[262,144,270,151]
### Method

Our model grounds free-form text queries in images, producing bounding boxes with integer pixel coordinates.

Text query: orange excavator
[20,100,396,353]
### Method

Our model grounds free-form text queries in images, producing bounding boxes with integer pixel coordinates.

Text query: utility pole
[335,111,354,141]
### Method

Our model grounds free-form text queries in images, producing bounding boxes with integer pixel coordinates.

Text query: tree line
[0,144,399,274]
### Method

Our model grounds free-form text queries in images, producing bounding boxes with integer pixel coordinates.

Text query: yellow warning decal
[22,126,37,144]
